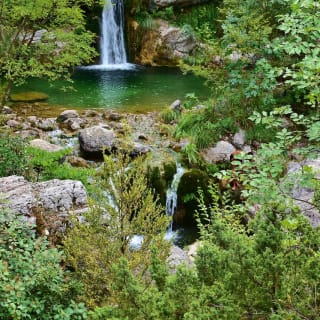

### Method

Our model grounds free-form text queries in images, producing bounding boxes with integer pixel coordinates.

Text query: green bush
[27,147,95,192]
[0,133,30,177]
[0,209,87,320]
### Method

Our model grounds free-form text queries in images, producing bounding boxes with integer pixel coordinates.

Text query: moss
[148,166,167,205]
[10,91,48,102]
[177,169,210,226]
[163,161,177,185]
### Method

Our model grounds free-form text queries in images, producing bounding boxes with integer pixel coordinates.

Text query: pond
[12,66,210,113]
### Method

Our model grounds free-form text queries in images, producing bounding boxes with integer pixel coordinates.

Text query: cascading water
[100,0,127,65]
[165,163,185,237]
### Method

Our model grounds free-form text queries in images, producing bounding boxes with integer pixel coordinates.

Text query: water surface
[12,67,210,113]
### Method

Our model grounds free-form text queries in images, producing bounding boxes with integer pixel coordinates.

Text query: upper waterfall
[100,0,127,65]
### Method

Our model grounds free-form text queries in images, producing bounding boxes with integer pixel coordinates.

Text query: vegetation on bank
[1,0,320,319]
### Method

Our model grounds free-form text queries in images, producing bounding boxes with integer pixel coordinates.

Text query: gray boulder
[233,129,246,149]
[170,99,182,112]
[36,118,58,131]
[79,125,116,154]
[202,141,236,163]
[167,245,192,272]
[57,109,79,122]
[0,176,36,217]
[287,159,320,227]
[30,139,63,152]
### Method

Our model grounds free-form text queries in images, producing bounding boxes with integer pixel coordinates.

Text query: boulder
[35,118,58,131]
[57,109,79,122]
[167,245,192,272]
[2,106,13,114]
[0,176,88,232]
[66,117,85,131]
[287,159,320,227]
[6,119,21,128]
[233,129,246,149]
[170,99,182,112]
[30,139,63,152]
[130,142,152,157]
[34,179,88,213]
[0,176,36,217]
[201,141,236,163]
[67,156,88,168]
[78,125,116,155]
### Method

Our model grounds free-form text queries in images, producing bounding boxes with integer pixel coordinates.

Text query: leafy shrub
[0,209,87,320]
[0,133,30,177]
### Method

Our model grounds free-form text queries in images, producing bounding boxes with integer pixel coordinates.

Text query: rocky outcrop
[0,176,88,231]
[201,141,236,163]
[78,125,116,156]
[132,19,198,66]
[150,0,208,9]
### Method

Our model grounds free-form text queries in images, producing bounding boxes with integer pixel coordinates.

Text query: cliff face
[127,18,198,66]
[149,0,208,9]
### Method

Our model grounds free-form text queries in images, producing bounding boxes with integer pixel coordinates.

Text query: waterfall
[100,0,127,65]
[166,163,185,234]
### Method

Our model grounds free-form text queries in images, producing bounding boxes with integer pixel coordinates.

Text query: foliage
[159,107,180,124]
[27,147,95,191]
[0,133,30,177]
[63,152,170,307]
[0,0,97,105]
[0,209,87,320]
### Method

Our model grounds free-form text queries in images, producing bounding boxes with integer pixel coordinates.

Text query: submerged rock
[10,91,48,102]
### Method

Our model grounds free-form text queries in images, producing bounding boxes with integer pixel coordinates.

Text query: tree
[63,152,170,307]
[0,209,87,320]
[0,0,98,105]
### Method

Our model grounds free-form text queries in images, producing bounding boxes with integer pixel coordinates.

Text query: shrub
[0,133,30,177]
[0,209,87,320]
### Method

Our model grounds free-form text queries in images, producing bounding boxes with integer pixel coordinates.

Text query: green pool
[12,66,210,113]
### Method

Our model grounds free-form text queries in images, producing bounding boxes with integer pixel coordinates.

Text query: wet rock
[233,129,246,149]
[30,139,63,152]
[27,116,38,124]
[57,109,79,122]
[20,129,41,139]
[78,125,116,155]
[202,141,236,163]
[36,118,58,131]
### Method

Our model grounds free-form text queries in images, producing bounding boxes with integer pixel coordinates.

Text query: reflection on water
[12,67,210,113]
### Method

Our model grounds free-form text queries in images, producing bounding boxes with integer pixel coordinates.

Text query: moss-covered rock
[163,161,177,185]
[10,91,48,102]
[176,168,210,226]
[148,166,167,204]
